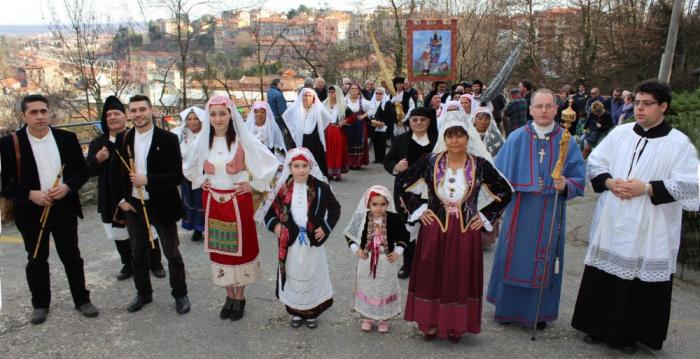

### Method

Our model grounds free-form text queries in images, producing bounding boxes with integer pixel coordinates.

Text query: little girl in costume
[343,185,409,333]
[255,147,341,329]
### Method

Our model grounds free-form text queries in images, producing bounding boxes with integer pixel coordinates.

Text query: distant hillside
[0,25,52,35]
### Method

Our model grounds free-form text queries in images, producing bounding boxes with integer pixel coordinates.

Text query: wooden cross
[538,148,546,164]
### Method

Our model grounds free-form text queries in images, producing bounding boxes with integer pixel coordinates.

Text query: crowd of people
[0,76,697,355]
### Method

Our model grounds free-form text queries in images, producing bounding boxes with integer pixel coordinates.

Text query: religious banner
[406,19,457,82]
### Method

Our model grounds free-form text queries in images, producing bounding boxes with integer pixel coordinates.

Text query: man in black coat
[114,95,190,314]
[86,95,164,281]
[383,107,437,279]
[0,94,98,324]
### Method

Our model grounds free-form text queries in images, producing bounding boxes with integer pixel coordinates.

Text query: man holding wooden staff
[0,94,98,325]
[115,95,190,314]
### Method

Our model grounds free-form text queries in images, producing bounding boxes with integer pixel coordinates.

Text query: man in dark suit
[115,95,190,314]
[0,94,98,325]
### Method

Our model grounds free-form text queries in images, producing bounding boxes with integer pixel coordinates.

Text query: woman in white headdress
[368,87,395,164]
[172,106,207,241]
[436,100,468,131]
[245,101,287,165]
[282,88,333,176]
[256,147,341,329]
[343,185,408,333]
[398,110,513,342]
[323,85,349,180]
[344,82,375,169]
[194,95,278,321]
[472,106,505,157]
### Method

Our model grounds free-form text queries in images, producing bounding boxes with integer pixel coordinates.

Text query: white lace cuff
[479,212,493,232]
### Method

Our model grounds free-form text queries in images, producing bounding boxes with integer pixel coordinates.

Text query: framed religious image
[406,19,457,82]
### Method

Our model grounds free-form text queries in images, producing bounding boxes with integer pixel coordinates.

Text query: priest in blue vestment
[487,89,585,329]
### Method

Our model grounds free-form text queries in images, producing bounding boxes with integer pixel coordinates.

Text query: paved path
[1,162,699,358]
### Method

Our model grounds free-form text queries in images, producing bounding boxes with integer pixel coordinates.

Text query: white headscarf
[173,106,207,141]
[245,101,287,163]
[194,95,278,192]
[370,87,389,114]
[437,100,468,132]
[323,85,347,124]
[172,106,207,183]
[282,88,332,150]
[254,147,328,223]
[342,185,395,244]
[472,106,505,157]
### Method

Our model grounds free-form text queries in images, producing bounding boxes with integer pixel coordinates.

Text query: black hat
[472,79,484,87]
[405,106,438,140]
[392,77,405,86]
[101,95,126,133]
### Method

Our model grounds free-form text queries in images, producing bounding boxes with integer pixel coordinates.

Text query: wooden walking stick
[531,100,576,340]
[33,164,65,259]
[125,146,155,250]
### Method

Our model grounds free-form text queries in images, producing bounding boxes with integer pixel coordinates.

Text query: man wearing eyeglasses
[571,79,699,354]
[488,89,586,332]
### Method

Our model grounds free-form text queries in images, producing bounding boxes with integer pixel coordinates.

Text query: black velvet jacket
[0,127,89,230]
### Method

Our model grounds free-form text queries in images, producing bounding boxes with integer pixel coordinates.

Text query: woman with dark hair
[344,83,375,170]
[194,95,278,321]
[399,110,512,342]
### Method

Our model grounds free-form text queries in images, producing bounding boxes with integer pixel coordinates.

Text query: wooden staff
[531,100,576,340]
[116,146,155,250]
[33,164,65,259]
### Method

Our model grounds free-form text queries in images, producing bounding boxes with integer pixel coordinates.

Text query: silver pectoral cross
[538,148,546,164]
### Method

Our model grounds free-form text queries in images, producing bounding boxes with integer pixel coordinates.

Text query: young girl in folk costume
[398,110,512,342]
[282,88,333,177]
[194,95,278,321]
[245,101,287,166]
[255,147,341,329]
[343,185,408,333]
[323,85,350,180]
[344,83,375,170]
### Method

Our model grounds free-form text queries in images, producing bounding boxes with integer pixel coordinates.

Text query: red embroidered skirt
[203,189,261,287]
[324,124,347,178]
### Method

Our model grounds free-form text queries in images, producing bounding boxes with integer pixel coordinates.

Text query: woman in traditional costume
[195,95,278,321]
[344,83,374,170]
[256,147,341,329]
[282,88,333,177]
[399,110,512,342]
[323,85,350,180]
[172,106,207,241]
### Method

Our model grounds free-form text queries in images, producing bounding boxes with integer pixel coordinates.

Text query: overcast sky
[0,0,384,26]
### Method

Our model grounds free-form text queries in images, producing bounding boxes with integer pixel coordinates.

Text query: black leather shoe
[30,308,49,325]
[230,299,245,321]
[175,295,191,314]
[127,295,153,313]
[397,267,410,279]
[152,268,166,278]
[77,302,99,318]
[191,231,203,242]
[220,297,234,319]
[536,321,547,330]
[117,265,132,281]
